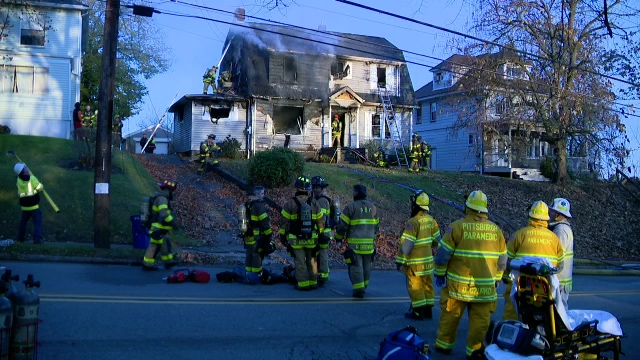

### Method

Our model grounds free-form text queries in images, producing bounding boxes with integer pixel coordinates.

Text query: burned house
[169,23,417,155]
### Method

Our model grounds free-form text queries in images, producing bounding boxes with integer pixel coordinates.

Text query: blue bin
[130,215,150,249]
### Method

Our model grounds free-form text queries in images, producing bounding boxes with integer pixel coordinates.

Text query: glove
[435,276,446,288]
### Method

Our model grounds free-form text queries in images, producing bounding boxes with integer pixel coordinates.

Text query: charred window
[283,57,297,83]
[273,106,303,135]
[332,61,351,79]
[377,67,386,87]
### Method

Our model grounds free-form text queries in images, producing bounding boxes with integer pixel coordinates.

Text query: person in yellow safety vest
[502,200,565,321]
[409,133,421,172]
[198,134,221,174]
[335,184,380,298]
[243,186,273,283]
[279,176,325,291]
[396,191,441,320]
[420,141,431,171]
[373,147,388,167]
[203,65,218,94]
[434,190,508,358]
[549,198,574,309]
[311,176,332,285]
[14,163,44,244]
[142,179,179,271]
[331,114,342,148]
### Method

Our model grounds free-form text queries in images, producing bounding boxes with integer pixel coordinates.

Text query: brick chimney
[235,8,245,22]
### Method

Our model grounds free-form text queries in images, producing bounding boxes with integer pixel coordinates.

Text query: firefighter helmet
[550,198,572,218]
[294,176,311,191]
[158,179,177,191]
[466,190,488,213]
[529,200,550,221]
[411,190,430,211]
[13,162,26,175]
[311,176,328,188]
[208,133,216,140]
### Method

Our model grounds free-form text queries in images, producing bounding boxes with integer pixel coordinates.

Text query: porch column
[328,105,332,148]
[356,106,360,148]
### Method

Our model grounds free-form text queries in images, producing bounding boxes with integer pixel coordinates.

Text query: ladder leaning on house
[378,85,409,168]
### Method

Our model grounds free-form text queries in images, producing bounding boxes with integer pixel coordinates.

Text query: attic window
[283,57,297,83]
[20,14,46,46]
[435,72,443,83]
[377,67,386,87]
[273,105,303,135]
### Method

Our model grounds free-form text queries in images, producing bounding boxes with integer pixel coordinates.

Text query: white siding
[333,60,400,96]
[191,102,247,152]
[414,99,479,171]
[173,105,192,153]
[0,5,84,139]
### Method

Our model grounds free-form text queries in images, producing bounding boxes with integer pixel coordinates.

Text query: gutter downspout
[356,106,360,148]
[252,99,257,155]
[246,99,251,159]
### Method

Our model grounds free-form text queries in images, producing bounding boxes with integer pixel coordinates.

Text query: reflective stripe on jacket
[17,175,43,211]
[550,220,573,289]
[435,211,507,302]
[396,211,441,276]
[150,194,175,231]
[314,195,333,247]
[335,199,379,254]
[279,195,324,248]
[507,218,565,269]
[245,200,272,245]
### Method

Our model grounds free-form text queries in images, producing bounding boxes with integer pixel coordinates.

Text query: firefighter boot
[405,306,423,320]
[352,289,365,299]
[423,305,433,319]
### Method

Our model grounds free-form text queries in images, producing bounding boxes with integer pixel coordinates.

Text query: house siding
[0,4,84,139]
[253,99,323,151]
[173,105,192,153]
[191,102,248,152]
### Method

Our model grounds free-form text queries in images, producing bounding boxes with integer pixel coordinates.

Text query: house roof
[168,94,246,113]
[227,23,405,62]
[430,50,528,72]
[3,0,88,10]
[415,81,464,100]
[125,125,172,139]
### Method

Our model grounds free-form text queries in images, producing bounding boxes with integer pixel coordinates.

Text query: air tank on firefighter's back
[139,197,150,224]
[1,280,14,360]
[10,274,40,360]
[237,204,248,234]
[333,197,341,226]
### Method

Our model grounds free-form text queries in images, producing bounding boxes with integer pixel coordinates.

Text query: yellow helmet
[528,200,550,221]
[466,190,488,213]
[412,191,430,211]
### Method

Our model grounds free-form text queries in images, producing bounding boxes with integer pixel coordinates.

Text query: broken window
[372,114,390,139]
[20,13,46,46]
[377,67,386,87]
[273,105,303,135]
[331,61,351,79]
[283,57,297,83]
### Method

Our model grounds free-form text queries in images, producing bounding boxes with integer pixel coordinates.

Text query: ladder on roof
[378,85,409,168]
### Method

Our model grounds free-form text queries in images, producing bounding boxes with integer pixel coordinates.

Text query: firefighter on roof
[203,65,218,94]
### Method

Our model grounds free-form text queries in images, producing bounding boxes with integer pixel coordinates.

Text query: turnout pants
[317,246,330,281]
[435,288,496,357]
[502,281,519,321]
[143,229,176,268]
[409,157,420,172]
[405,270,435,308]
[293,247,318,289]
[348,252,372,294]
[245,243,262,273]
[331,133,341,147]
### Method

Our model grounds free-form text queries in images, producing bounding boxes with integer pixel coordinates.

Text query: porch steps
[378,86,409,168]
[512,168,551,182]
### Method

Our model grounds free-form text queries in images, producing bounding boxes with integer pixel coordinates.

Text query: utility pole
[94,0,120,249]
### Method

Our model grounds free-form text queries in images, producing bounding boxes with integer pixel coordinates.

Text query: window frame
[19,15,46,47]
[0,64,47,95]
[430,102,437,122]
[371,113,391,139]
[283,56,297,83]
[416,106,422,124]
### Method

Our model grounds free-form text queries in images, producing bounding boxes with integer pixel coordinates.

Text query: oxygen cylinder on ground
[139,197,150,224]
[333,197,341,226]
[237,204,248,234]
[10,274,40,360]
[0,271,18,305]
[0,281,13,360]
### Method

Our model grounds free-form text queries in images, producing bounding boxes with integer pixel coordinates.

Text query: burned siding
[191,102,247,151]
[253,99,323,150]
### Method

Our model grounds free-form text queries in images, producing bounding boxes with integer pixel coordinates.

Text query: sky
[123,0,640,177]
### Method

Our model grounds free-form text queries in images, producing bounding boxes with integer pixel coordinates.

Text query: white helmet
[550,198,572,218]
[13,162,26,175]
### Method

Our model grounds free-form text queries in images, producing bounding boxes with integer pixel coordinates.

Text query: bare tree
[444,0,638,183]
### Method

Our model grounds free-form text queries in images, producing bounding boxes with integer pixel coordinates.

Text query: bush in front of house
[540,156,556,181]
[248,147,305,188]
[219,134,243,159]
[0,124,10,134]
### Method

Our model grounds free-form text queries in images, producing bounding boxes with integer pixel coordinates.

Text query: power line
[335,0,640,89]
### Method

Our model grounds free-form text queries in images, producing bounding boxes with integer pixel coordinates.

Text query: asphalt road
[1,261,638,360]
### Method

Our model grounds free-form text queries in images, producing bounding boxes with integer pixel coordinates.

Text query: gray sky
[124,0,640,176]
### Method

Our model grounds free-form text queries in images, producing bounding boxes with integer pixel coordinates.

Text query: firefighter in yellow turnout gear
[373,147,388,167]
[396,191,441,320]
[420,140,431,171]
[331,114,342,148]
[142,180,179,270]
[335,184,380,298]
[310,176,334,285]
[409,133,421,172]
[434,190,508,358]
[198,134,221,174]
[502,200,565,321]
[549,197,574,309]
[280,176,325,290]
[203,65,218,94]
[243,186,273,277]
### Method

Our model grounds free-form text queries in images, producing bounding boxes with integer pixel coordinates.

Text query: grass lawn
[0,135,191,247]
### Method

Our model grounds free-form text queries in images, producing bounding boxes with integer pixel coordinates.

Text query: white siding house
[0,0,87,139]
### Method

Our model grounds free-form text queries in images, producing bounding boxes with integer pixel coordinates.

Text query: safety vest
[396,211,441,276]
[149,194,176,232]
[507,218,565,268]
[335,199,379,254]
[279,195,324,248]
[245,200,272,245]
[550,220,574,289]
[435,212,506,302]
[17,175,43,211]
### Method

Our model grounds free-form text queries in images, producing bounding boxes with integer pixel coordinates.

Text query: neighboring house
[124,126,172,155]
[414,53,588,180]
[169,22,417,155]
[0,0,87,139]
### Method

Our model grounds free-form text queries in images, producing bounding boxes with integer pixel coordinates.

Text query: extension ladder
[378,85,409,168]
